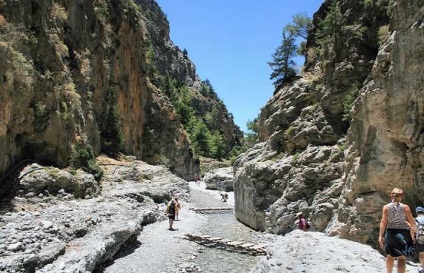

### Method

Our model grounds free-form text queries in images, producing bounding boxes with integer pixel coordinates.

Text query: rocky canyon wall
[331,0,424,243]
[0,0,240,193]
[234,0,424,247]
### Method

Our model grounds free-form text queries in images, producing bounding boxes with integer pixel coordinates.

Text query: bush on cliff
[70,140,103,181]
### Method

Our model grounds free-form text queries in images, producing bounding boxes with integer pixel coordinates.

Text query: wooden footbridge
[189,207,234,214]
[179,233,267,256]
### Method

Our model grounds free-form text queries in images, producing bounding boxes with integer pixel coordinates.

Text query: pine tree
[285,12,313,39]
[189,118,211,156]
[268,13,312,89]
[100,86,124,155]
[245,118,259,147]
[268,31,298,89]
[209,131,226,160]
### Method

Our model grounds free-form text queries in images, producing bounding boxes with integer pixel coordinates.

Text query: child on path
[174,197,181,221]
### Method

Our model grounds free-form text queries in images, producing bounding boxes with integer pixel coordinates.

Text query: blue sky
[155,0,324,132]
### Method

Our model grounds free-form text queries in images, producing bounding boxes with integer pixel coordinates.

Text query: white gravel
[96,181,254,273]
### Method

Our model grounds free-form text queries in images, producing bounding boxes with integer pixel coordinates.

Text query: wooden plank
[250,244,267,250]
[240,243,255,248]
[178,234,267,256]
[227,241,244,247]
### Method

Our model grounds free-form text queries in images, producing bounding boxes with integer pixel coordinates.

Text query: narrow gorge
[0,0,423,272]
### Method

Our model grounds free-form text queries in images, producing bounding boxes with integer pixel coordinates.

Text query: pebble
[25,192,36,198]
[41,221,53,229]
[7,242,24,251]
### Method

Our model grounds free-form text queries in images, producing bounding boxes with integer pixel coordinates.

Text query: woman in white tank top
[379,188,417,273]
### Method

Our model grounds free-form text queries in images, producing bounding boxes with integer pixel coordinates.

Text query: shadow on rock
[93,235,142,273]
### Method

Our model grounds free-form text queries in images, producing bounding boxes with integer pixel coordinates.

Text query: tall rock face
[234,0,423,246]
[0,0,240,188]
[333,0,424,243]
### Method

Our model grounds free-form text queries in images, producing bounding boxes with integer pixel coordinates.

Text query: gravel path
[95,182,262,273]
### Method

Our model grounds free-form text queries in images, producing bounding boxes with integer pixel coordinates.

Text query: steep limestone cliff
[0,0,241,194]
[234,0,423,247]
[333,0,424,243]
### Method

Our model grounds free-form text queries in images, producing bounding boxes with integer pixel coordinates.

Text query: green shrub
[342,85,359,122]
[337,141,347,151]
[284,126,296,138]
[363,0,372,6]
[94,0,109,21]
[341,25,366,42]
[291,152,300,165]
[316,0,342,63]
[70,142,103,181]
[34,102,47,117]
[378,25,390,45]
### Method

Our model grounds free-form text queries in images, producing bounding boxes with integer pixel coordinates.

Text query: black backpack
[168,203,176,215]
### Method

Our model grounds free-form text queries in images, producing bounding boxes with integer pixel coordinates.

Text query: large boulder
[18,164,99,199]
[203,167,234,192]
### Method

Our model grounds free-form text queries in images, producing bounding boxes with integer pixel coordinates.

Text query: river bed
[95,182,264,273]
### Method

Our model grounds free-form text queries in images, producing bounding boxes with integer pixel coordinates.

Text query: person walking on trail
[378,188,417,273]
[296,212,307,231]
[415,206,424,273]
[195,173,200,186]
[174,197,181,221]
[166,199,177,231]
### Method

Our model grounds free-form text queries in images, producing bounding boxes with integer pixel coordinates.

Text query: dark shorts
[417,242,424,252]
[385,228,414,257]
[168,214,175,220]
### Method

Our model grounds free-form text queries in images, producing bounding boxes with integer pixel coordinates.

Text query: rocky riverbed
[0,156,190,273]
[96,182,263,273]
[0,157,422,273]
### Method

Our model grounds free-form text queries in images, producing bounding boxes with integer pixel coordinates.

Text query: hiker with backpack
[378,188,417,273]
[166,199,177,231]
[415,206,424,273]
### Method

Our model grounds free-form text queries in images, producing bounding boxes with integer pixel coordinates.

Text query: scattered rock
[0,159,190,273]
